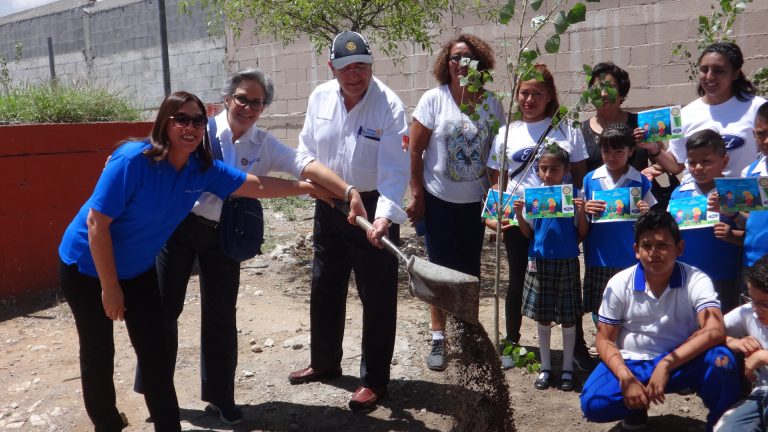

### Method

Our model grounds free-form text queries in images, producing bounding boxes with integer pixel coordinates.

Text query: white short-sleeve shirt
[599,262,720,360]
[724,304,768,394]
[413,85,505,203]
[487,118,588,194]
[668,95,766,180]
[192,111,314,222]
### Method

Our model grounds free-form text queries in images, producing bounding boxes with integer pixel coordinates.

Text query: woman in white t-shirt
[406,34,504,371]
[643,42,765,181]
[485,63,588,351]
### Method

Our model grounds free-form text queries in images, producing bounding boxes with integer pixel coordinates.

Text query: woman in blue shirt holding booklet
[57,91,357,432]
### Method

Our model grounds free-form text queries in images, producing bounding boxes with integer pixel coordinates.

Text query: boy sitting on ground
[715,254,768,432]
[580,210,741,431]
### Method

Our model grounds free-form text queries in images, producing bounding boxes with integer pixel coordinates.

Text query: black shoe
[573,349,598,372]
[621,409,648,430]
[534,370,551,390]
[559,371,575,391]
[206,403,243,425]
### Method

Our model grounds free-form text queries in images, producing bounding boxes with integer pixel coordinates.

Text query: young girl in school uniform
[513,145,588,391]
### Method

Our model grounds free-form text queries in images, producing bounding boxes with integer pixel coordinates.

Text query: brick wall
[0,0,226,108]
[231,0,768,149]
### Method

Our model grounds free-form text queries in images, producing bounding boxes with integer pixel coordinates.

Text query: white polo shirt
[297,77,410,224]
[742,155,768,177]
[599,262,720,360]
[724,304,768,394]
[192,111,315,222]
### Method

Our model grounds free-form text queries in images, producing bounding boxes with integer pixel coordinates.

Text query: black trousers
[309,194,399,388]
[59,260,180,432]
[134,213,241,408]
[503,227,530,344]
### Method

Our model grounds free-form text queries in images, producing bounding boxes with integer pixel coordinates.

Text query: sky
[0,0,63,17]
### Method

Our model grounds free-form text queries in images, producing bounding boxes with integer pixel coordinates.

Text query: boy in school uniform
[714,254,768,431]
[670,129,742,313]
[580,210,741,431]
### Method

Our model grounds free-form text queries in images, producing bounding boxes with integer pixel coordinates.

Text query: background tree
[180,0,470,59]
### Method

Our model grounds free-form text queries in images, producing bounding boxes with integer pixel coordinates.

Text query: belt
[189,212,218,229]
[358,189,379,200]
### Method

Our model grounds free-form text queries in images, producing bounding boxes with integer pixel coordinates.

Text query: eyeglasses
[741,293,768,311]
[231,94,266,111]
[450,54,477,63]
[337,64,372,75]
[169,113,207,130]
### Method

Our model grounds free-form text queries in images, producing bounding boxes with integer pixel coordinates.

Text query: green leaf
[520,48,539,63]
[567,3,587,24]
[531,0,544,11]
[518,347,527,356]
[499,0,515,24]
[582,64,593,76]
[544,35,561,53]
[553,11,569,34]
[534,70,544,82]
[605,86,618,103]
[459,76,469,87]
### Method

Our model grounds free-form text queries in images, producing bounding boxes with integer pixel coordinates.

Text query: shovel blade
[407,256,480,325]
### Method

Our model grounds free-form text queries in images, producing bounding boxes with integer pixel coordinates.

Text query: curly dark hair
[589,62,631,102]
[432,33,496,85]
[697,42,755,102]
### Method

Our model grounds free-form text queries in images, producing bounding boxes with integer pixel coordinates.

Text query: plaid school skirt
[522,257,582,325]
[582,265,623,313]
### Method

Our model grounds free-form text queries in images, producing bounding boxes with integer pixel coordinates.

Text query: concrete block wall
[0,0,227,109]
[231,0,768,148]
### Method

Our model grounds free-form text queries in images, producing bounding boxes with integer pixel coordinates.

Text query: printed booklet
[592,187,642,223]
[637,106,683,142]
[482,188,519,226]
[714,177,768,213]
[667,195,719,230]
[523,184,574,219]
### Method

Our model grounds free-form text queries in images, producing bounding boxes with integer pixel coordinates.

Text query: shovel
[336,201,480,325]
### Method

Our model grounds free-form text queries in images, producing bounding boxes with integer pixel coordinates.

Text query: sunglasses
[169,113,207,130]
[450,54,477,63]
[231,94,266,111]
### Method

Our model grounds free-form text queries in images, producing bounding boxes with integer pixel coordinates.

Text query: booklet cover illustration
[668,195,719,230]
[715,177,768,213]
[482,188,518,225]
[592,187,642,223]
[524,184,574,219]
[638,106,683,142]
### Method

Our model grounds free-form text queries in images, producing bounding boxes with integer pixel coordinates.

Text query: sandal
[534,369,551,390]
[559,370,575,391]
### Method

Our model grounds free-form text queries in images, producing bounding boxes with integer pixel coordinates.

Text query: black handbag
[208,117,264,262]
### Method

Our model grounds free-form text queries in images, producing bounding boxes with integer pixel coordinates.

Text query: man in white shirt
[288,31,410,411]
[580,210,740,431]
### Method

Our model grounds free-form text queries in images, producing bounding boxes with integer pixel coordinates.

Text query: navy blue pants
[715,389,768,431]
[60,261,180,432]
[423,190,484,278]
[581,346,741,431]
[309,193,399,388]
[134,213,240,408]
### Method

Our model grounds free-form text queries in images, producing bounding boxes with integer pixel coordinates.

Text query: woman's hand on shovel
[346,188,368,225]
[367,217,391,249]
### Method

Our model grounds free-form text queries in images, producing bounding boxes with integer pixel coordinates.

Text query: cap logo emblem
[346,41,357,51]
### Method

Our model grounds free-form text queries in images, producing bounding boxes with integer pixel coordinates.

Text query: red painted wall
[0,122,153,298]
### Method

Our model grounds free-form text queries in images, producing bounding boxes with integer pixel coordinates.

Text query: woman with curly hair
[406,33,504,371]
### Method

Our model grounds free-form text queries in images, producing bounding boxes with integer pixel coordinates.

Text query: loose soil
[0,201,710,431]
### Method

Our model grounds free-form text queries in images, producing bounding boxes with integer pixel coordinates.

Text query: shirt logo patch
[184,189,204,194]
[511,146,536,163]
[721,134,745,152]
[357,126,381,141]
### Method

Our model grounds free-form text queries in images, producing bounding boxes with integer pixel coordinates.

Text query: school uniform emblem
[346,41,357,51]
[241,158,248,166]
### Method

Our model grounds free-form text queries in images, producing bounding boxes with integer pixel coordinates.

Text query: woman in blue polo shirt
[58,91,341,432]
